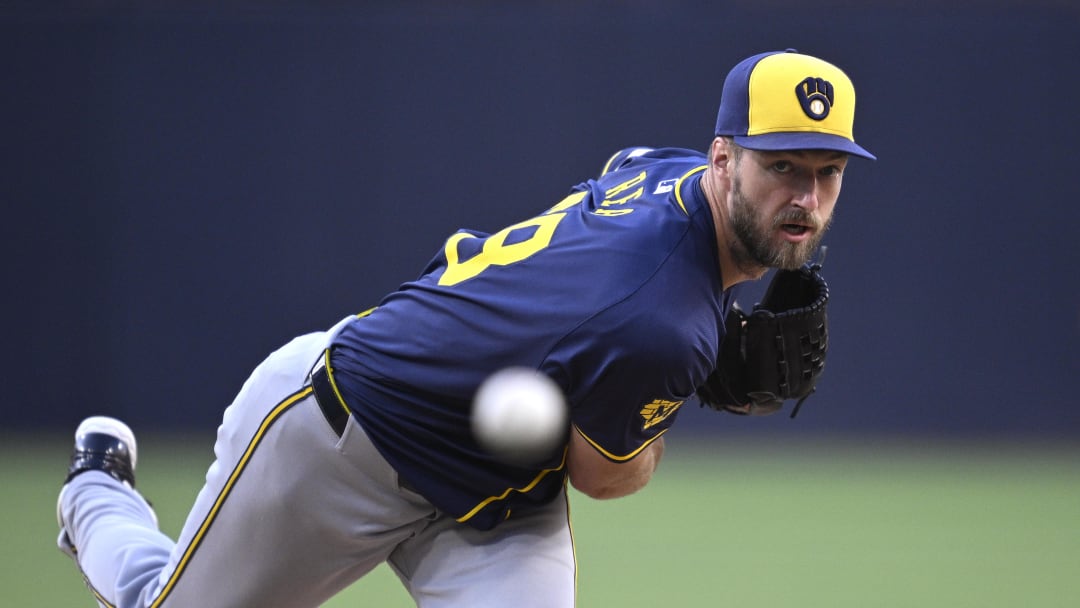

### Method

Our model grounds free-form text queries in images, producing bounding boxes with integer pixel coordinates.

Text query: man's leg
[153,387,436,607]
[57,417,171,607]
[388,488,577,608]
[58,320,438,607]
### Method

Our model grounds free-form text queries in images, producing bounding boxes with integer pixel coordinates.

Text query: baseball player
[57,49,873,607]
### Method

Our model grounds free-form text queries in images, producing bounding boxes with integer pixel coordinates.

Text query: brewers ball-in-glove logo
[796,76,834,120]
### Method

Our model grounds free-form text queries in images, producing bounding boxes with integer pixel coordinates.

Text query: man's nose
[791,179,821,211]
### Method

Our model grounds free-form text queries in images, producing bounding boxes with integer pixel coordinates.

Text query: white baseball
[471,367,569,465]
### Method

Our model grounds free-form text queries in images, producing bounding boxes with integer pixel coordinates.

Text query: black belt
[311,355,351,437]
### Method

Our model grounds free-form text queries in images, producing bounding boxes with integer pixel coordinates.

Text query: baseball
[471,367,569,466]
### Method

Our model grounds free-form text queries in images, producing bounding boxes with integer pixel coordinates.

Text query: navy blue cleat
[57,416,145,558]
[65,416,138,487]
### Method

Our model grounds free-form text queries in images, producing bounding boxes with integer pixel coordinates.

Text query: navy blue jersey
[331,147,741,530]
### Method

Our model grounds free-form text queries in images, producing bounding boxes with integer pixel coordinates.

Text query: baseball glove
[697,261,829,418]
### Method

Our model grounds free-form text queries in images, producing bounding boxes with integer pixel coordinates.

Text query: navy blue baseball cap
[715,49,875,160]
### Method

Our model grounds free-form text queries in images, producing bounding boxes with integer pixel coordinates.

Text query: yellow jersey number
[438,191,586,287]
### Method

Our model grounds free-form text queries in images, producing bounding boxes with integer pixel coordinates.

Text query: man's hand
[696,261,829,418]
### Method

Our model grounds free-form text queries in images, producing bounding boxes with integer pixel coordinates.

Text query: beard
[729,175,830,272]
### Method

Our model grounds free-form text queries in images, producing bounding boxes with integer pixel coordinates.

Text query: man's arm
[566,428,664,500]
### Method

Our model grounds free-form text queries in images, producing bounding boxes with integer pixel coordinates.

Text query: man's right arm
[565,428,664,500]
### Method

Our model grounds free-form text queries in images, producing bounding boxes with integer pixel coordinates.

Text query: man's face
[728,148,847,271]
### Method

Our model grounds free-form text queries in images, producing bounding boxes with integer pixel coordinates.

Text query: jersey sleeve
[540,150,725,462]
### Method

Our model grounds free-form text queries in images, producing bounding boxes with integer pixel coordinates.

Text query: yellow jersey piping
[573,424,667,462]
[456,447,568,524]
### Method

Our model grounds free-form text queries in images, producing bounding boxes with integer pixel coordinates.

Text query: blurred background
[4,0,1079,437]
[3,1,1078,605]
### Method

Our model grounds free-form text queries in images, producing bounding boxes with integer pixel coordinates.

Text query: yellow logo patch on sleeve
[639,399,685,430]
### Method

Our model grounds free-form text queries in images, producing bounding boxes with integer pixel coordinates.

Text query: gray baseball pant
[58,317,577,607]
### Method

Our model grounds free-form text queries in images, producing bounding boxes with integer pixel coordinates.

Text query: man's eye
[820,165,843,177]
[771,161,793,173]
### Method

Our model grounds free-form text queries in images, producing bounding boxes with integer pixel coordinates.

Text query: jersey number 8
[438,192,586,287]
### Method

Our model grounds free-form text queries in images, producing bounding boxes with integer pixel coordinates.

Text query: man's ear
[709,137,737,180]
[710,137,733,173]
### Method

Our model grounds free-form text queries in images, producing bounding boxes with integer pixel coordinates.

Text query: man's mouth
[780,223,810,236]
[777,221,816,243]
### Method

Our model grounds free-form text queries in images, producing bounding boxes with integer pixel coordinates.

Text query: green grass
[5,433,1078,606]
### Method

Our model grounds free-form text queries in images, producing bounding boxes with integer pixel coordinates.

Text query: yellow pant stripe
[149,386,312,607]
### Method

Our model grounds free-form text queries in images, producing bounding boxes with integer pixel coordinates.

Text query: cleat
[65,416,138,487]
[57,416,156,559]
